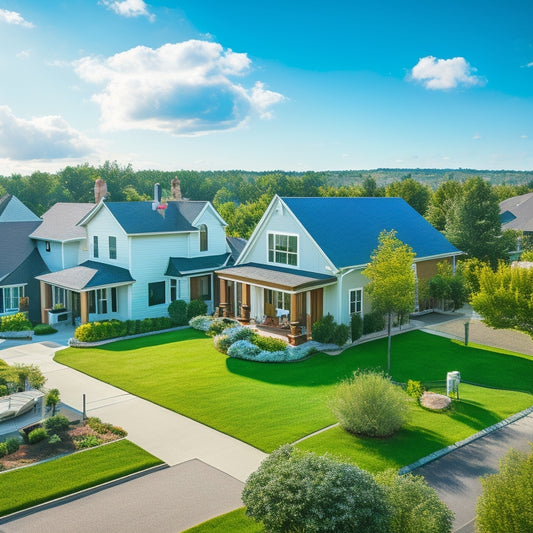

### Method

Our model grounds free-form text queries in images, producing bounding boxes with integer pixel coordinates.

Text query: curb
[0,462,169,524]
[398,404,533,475]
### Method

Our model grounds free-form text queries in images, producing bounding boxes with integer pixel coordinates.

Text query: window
[149,281,166,306]
[199,224,208,252]
[268,233,298,266]
[53,287,67,309]
[265,289,291,311]
[97,289,108,314]
[1,286,25,313]
[349,288,363,315]
[170,279,177,301]
[190,275,211,301]
[88,288,117,314]
[45,241,51,252]
[111,287,118,313]
[93,236,99,258]
[109,236,117,260]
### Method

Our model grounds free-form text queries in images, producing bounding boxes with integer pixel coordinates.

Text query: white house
[35,181,233,325]
[216,195,461,338]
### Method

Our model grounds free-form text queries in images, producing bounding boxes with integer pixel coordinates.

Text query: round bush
[329,370,410,437]
[0,442,8,457]
[187,299,207,320]
[28,427,48,444]
[44,414,70,433]
[250,334,287,352]
[5,437,20,455]
[168,300,188,325]
[242,445,390,533]
[33,324,58,336]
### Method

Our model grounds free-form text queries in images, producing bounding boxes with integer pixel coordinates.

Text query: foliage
[242,445,390,533]
[471,262,533,334]
[86,417,127,437]
[48,434,62,445]
[44,414,70,433]
[168,300,188,325]
[74,435,103,449]
[428,261,468,310]
[375,470,454,533]
[350,313,363,342]
[250,334,287,352]
[385,177,432,215]
[329,370,410,437]
[33,324,58,336]
[5,437,20,455]
[444,177,505,266]
[456,257,486,297]
[405,380,425,399]
[0,313,32,332]
[362,310,386,334]
[426,180,462,231]
[11,363,46,391]
[28,427,48,445]
[476,445,533,533]
[363,230,415,371]
[187,299,208,320]
[45,388,60,415]
[206,317,238,336]
[0,443,7,458]
[312,314,349,346]
[0,384,7,397]
[74,317,173,342]
[520,249,533,262]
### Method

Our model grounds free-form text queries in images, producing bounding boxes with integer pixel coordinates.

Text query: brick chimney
[94,178,107,203]
[171,177,182,201]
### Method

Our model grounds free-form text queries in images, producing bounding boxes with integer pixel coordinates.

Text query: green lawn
[184,508,262,533]
[55,328,533,454]
[0,440,162,517]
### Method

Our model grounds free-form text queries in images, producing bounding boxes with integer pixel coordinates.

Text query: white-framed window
[199,224,208,252]
[349,288,363,315]
[88,288,117,314]
[109,236,117,260]
[268,232,298,266]
[1,285,25,313]
[53,287,68,309]
[149,281,166,307]
[93,235,99,258]
[265,289,291,311]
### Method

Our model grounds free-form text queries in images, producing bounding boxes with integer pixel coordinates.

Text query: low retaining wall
[0,330,33,339]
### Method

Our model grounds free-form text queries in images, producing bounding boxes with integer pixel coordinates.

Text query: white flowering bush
[227,339,319,362]
[227,340,262,359]
[188,315,214,332]
[242,445,390,533]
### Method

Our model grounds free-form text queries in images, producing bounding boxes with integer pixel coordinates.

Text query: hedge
[0,313,32,332]
[74,316,173,342]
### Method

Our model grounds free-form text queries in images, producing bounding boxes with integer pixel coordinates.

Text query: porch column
[219,278,229,317]
[290,293,300,323]
[40,281,52,324]
[240,283,251,322]
[80,291,89,325]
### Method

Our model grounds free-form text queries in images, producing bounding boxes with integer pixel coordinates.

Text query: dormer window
[200,224,208,252]
[268,232,298,266]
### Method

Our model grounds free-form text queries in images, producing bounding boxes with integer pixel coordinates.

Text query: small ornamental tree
[363,230,415,372]
[476,446,533,533]
[45,388,60,415]
[242,445,390,533]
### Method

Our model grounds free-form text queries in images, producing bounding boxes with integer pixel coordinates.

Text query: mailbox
[446,371,461,399]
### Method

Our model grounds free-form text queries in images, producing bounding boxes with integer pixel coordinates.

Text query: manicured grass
[184,508,262,533]
[55,329,533,452]
[0,440,162,517]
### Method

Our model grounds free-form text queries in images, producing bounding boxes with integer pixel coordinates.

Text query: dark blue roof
[281,197,460,268]
[0,221,42,282]
[105,201,207,234]
[165,253,231,277]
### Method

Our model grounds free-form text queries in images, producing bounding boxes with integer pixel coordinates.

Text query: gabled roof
[499,192,533,232]
[226,236,247,263]
[79,200,213,235]
[30,203,95,242]
[0,248,49,287]
[0,194,40,222]
[36,260,135,291]
[165,253,231,277]
[280,196,460,269]
[0,221,42,283]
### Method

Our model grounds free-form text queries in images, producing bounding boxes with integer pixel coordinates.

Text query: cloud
[16,50,31,60]
[0,8,34,28]
[409,56,486,90]
[100,0,155,21]
[0,106,93,160]
[73,40,285,135]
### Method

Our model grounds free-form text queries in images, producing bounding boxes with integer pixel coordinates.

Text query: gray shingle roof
[30,203,95,242]
[499,192,533,232]
[0,221,42,283]
[104,201,208,234]
[165,253,231,277]
[227,236,247,263]
[36,260,135,291]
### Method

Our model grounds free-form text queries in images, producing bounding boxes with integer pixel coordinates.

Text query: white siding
[63,242,80,269]
[190,207,227,257]
[86,208,129,268]
[36,240,63,272]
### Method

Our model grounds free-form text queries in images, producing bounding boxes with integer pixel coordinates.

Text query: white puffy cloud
[0,8,34,28]
[74,40,285,135]
[0,106,93,160]
[409,56,486,90]
[100,0,155,21]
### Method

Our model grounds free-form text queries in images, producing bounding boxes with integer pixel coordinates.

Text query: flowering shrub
[227,340,262,359]
[189,315,214,331]
[227,339,319,362]
[0,313,32,332]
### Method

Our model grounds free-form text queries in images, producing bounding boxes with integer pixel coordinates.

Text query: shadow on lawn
[449,400,502,431]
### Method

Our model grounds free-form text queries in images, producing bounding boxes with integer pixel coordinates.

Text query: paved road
[0,459,244,533]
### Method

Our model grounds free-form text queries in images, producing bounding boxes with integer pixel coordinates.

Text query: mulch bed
[1,422,123,471]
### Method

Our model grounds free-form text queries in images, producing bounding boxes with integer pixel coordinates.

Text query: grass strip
[183,507,262,533]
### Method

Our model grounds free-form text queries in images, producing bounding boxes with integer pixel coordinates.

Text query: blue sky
[1,0,532,175]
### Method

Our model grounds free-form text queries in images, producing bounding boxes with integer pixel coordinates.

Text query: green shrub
[74,435,103,449]
[187,299,208,320]
[242,445,390,533]
[405,380,425,399]
[214,335,232,354]
[350,313,363,342]
[44,414,70,433]
[331,323,349,346]
[33,323,58,335]
[375,470,454,533]
[329,370,410,438]
[207,317,236,336]
[363,311,385,334]
[86,417,127,437]
[251,334,287,352]
[5,437,20,455]
[0,312,32,332]
[0,442,8,458]
[0,384,7,397]
[109,425,128,438]
[74,317,171,342]
[168,300,188,325]
[45,388,60,415]
[311,313,336,343]
[476,446,533,532]
[28,427,48,444]
[48,434,62,445]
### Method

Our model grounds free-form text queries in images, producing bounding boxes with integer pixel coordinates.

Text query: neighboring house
[499,192,533,234]
[0,194,48,321]
[216,196,460,335]
[36,182,233,325]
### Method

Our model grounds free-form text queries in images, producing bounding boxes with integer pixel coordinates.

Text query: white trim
[348,287,363,315]
[266,230,299,268]
[191,201,228,227]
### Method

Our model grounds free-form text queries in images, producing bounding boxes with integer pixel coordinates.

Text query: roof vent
[152,183,162,210]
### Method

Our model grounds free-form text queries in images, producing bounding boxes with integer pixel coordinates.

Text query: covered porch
[36,261,135,325]
[215,263,336,344]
